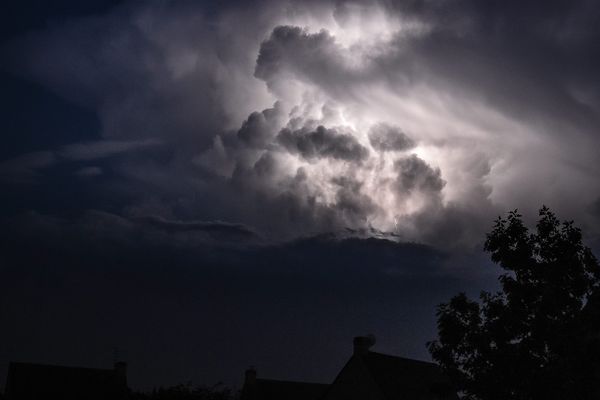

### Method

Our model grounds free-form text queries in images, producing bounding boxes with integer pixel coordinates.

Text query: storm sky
[1,0,600,392]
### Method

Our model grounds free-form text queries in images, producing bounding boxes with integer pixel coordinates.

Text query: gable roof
[5,362,129,400]
[242,337,458,400]
[361,352,458,400]
[242,378,329,400]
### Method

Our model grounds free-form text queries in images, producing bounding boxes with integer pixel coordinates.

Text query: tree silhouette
[428,206,600,400]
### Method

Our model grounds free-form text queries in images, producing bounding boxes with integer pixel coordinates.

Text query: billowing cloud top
[3,0,600,249]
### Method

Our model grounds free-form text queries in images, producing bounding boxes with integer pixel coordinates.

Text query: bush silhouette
[131,383,235,400]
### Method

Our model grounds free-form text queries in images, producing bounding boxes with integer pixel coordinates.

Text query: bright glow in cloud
[8,0,600,248]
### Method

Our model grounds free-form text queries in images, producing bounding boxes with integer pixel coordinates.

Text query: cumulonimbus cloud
[4,0,600,248]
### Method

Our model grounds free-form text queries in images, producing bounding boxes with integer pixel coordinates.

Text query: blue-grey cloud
[59,139,161,161]
[0,151,56,183]
[75,166,103,178]
[0,139,162,183]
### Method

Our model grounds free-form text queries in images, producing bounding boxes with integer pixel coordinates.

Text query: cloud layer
[3,0,600,248]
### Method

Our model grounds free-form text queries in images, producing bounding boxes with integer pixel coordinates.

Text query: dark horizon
[0,226,499,390]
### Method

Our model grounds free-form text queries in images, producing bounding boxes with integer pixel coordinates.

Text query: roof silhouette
[5,361,128,400]
[360,351,457,399]
[242,336,457,400]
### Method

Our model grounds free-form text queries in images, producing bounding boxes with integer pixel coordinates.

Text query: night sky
[1,0,600,392]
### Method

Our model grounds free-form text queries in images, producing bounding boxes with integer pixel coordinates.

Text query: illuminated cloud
[368,124,415,152]
[5,0,600,248]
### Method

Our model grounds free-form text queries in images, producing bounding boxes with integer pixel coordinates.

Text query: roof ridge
[366,352,439,367]
[255,377,328,385]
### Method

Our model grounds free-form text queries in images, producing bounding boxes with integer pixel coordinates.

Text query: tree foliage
[428,207,600,399]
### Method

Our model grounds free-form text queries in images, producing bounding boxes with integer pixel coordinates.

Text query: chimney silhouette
[245,366,257,385]
[353,335,376,356]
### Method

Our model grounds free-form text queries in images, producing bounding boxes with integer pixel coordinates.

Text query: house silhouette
[4,361,129,400]
[241,336,458,400]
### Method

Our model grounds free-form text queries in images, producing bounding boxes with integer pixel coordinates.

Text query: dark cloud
[132,214,260,242]
[253,151,279,177]
[75,166,103,178]
[0,151,56,183]
[254,25,343,90]
[277,125,369,163]
[395,154,445,194]
[59,139,161,161]
[3,0,273,154]
[384,0,600,142]
[332,177,378,224]
[368,123,415,152]
[237,102,285,148]
[0,139,162,184]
